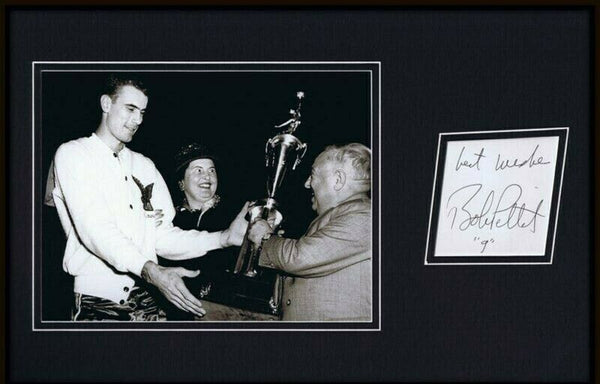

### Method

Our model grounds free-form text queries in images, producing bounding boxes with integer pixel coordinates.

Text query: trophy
[233,91,308,286]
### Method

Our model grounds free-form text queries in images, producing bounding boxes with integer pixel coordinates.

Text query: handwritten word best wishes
[445,144,551,252]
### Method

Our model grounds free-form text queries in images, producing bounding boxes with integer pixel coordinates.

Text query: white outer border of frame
[424,127,569,266]
[31,61,382,332]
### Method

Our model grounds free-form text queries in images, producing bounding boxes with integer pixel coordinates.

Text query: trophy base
[190,267,282,319]
[192,300,279,321]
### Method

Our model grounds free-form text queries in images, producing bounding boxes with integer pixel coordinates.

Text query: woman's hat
[175,142,219,172]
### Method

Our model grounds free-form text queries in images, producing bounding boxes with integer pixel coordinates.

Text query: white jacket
[53,134,222,303]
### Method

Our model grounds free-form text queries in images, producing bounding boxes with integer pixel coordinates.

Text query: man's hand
[141,261,206,317]
[149,209,164,227]
[220,202,250,247]
[248,219,274,246]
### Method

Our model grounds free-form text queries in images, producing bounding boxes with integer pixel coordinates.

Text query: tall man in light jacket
[248,143,372,321]
[52,76,248,321]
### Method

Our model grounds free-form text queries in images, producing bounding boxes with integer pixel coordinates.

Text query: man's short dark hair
[103,75,148,100]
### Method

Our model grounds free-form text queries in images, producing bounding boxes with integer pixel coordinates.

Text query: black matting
[7,8,592,382]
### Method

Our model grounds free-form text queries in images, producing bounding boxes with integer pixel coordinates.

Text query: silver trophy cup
[233,92,308,283]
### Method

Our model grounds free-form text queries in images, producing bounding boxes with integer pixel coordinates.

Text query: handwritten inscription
[473,236,494,253]
[455,144,550,172]
[455,147,485,171]
[434,136,560,257]
[446,184,545,233]
[495,144,551,171]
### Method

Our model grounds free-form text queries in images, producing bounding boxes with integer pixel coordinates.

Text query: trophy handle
[293,143,308,170]
[265,138,273,167]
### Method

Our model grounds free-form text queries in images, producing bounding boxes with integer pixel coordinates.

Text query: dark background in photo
[41,70,372,320]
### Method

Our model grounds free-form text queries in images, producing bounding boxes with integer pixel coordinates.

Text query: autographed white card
[433,135,560,257]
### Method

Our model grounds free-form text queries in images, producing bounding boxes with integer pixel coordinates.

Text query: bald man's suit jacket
[259,196,372,321]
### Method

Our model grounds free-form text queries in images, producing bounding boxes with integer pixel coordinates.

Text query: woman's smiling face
[182,158,218,204]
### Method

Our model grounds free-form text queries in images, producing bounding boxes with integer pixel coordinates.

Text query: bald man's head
[305,143,371,215]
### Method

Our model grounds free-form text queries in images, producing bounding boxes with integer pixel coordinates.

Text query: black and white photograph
[5,6,595,383]
[36,62,380,329]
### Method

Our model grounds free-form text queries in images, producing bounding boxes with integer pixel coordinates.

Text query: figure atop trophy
[273,91,304,134]
[234,91,308,283]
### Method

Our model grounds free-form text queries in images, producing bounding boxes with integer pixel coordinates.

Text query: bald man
[249,143,372,321]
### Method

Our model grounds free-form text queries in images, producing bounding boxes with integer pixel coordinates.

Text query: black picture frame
[3,3,597,383]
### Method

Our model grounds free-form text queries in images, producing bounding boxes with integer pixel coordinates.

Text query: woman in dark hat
[158,142,281,321]
[158,143,240,320]
[172,143,223,230]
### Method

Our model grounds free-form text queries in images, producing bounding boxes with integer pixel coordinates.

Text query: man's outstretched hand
[248,219,274,246]
[141,261,205,317]
[220,202,250,247]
